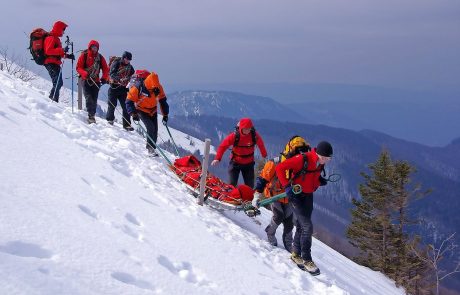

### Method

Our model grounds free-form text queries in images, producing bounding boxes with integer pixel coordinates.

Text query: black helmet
[122,51,132,60]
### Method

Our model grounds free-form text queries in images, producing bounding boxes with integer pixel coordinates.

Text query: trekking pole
[52,59,65,101]
[162,121,180,157]
[65,36,74,113]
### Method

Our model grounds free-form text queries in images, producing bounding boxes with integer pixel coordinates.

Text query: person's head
[87,40,99,54]
[51,20,67,37]
[282,135,309,160]
[316,141,333,164]
[122,51,132,65]
[238,118,253,135]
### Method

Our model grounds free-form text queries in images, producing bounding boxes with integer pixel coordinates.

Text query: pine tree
[347,150,432,294]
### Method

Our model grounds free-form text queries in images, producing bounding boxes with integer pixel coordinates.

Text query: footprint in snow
[8,106,27,115]
[78,205,99,219]
[0,241,53,259]
[125,213,142,226]
[111,272,154,291]
[121,225,143,241]
[157,255,216,288]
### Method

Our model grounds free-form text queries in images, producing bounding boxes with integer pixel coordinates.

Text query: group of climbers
[39,21,334,275]
[42,21,168,155]
[213,119,333,275]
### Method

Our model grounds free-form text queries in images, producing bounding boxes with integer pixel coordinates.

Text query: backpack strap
[290,152,325,184]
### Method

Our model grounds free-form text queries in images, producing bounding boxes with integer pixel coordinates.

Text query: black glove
[285,186,294,198]
[100,79,107,85]
[64,45,69,53]
[152,87,160,96]
[162,115,168,125]
[65,53,75,60]
[319,176,328,186]
[131,112,140,121]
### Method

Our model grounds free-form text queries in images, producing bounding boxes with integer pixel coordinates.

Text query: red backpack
[29,28,49,65]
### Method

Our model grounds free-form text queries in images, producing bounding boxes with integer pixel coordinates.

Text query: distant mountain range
[167,90,311,123]
[165,88,459,146]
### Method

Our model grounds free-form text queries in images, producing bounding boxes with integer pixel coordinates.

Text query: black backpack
[29,28,49,65]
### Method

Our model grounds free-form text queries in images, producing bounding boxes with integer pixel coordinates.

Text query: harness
[231,127,257,159]
[83,50,101,80]
[290,152,325,184]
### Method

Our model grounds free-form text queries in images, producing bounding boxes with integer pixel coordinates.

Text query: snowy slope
[0,70,404,295]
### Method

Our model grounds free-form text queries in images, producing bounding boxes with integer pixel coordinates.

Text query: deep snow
[0,70,404,294]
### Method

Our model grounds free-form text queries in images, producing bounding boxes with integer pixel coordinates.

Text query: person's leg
[139,112,158,150]
[119,90,132,128]
[106,87,118,122]
[45,64,63,102]
[265,201,284,246]
[290,193,314,261]
[228,161,241,187]
[241,163,255,188]
[84,82,99,118]
[281,203,294,253]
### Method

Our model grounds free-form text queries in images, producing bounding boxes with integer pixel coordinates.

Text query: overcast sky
[1,0,459,93]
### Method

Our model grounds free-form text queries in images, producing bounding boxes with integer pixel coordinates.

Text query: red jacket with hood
[76,40,109,83]
[214,118,267,165]
[44,21,67,65]
[275,148,324,194]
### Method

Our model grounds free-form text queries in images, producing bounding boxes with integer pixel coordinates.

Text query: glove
[100,79,108,85]
[285,186,294,198]
[162,115,168,125]
[252,192,262,208]
[131,112,140,121]
[152,87,160,96]
[65,53,75,60]
[64,45,69,53]
[319,176,328,186]
[211,159,220,166]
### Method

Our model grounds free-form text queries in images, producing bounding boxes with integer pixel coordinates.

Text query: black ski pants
[83,81,99,117]
[139,111,158,150]
[228,161,255,188]
[265,201,294,252]
[106,86,131,127]
[290,192,314,261]
[44,64,63,102]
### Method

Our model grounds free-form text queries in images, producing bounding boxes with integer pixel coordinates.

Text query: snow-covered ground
[0,70,404,294]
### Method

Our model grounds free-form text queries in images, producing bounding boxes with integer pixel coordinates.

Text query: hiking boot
[107,120,114,125]
[303,260,320,275]
[147,146,159,157]
[267,234,277,247]
[87,116,96,124]
[123,125,134,131]
[291,252,304,268]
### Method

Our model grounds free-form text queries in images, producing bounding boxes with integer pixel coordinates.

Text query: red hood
[50,21,67,37]
[238,118,253,130]
[87,40,100,51]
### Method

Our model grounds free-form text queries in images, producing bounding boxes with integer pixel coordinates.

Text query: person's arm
[126,86,139,114]
[214,133,236,162]
[275,155,302,188]
[255,131,268,158]
[255,161,275,192]
[100,56,109,81]
[109,59,120,81]
[76,53,88,79]
[44,36,64,57]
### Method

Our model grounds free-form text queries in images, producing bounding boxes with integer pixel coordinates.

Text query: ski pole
[65,36,74,113]
[163,121,180,157]
[52,59,65,101]
[257,184,303,207]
